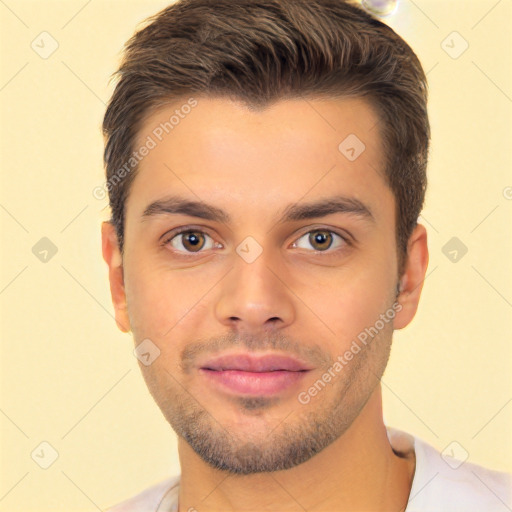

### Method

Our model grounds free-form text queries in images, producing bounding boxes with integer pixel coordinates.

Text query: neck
[176,386,415,511]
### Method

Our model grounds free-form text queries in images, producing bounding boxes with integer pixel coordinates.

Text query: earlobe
[394,223,429,330]
[101,221,131,333]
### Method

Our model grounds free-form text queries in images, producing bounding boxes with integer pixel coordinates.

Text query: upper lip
[199,353,313,372]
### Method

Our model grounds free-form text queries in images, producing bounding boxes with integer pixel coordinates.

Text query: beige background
[0,0,511,510]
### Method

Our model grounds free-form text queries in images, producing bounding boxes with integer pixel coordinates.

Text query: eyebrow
[141,194,375,224]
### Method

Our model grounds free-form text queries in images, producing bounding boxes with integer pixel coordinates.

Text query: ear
[394,223,429,330]
[101,221,131,333]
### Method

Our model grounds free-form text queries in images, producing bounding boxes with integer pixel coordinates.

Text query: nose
[214,244,296,332]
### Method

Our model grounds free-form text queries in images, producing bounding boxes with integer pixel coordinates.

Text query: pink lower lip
[199,368,309,396]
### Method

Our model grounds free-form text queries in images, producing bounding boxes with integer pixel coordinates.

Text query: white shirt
[106,427,512,511]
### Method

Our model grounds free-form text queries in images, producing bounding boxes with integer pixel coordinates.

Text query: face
[102,96,426,474]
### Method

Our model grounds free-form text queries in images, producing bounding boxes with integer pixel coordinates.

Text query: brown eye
[181,231,205,252]
[292,229,346,252]
[308,230,333,251]
[168,230,214,253]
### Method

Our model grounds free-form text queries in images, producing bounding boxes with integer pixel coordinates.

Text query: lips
[198,353,313,396]
[200,353,313,373]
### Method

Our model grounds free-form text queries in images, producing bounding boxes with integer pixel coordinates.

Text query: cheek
[316,285,388,346]
[123,260,216,342]
[299,256,396,351]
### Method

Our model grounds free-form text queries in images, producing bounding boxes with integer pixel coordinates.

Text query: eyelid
[160,224,217,242]
[292,224,353,243]
[290,228,352,253]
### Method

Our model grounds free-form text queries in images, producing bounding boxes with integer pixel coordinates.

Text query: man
[101,0,511,510]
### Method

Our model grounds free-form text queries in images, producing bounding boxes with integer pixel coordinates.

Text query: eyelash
[161,226,352,257]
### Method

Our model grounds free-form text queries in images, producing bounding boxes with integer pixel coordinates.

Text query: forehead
[127,95,392,223]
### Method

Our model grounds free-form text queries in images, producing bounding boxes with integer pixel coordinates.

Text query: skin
[102,96,429,511]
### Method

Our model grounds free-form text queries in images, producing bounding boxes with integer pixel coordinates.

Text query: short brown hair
[102,0,429,275]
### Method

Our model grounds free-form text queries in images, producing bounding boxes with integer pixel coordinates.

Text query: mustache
[180,331,332,373]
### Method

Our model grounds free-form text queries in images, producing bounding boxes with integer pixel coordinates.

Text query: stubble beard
[140,323,393,475]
